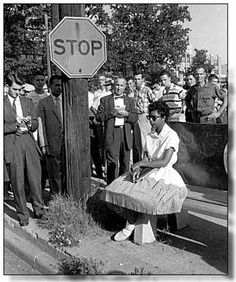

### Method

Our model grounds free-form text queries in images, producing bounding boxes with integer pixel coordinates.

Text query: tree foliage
[190,49,214,74]
[86,4,191,79]
[4,3,191,83]
[4,4,51,82]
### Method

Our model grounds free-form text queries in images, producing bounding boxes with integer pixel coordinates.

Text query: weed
[131,266,153,275]
[48,225,78,247]
[38,194,105,247]
[58,256,154,275]
[58,256,104,275]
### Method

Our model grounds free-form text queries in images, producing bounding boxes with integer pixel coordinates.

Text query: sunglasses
[146,115,162,121]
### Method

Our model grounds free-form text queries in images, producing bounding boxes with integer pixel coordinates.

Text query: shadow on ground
[86,189,126,232]
[87,189,228,274]
[164,213,228,274]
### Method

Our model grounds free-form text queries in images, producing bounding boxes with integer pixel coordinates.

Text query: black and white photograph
[2,1,232,279]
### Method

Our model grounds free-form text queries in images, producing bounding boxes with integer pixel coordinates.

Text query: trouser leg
[132,122,142,163]
[10,136,29,224]
[24,135,44,216]
[95,123,105,165]
[90,134,103,178]
[46,154,62,196]
[106,128,121,184]
[40,157,48,189]
[119,128,130,176]
[138,114,151,157]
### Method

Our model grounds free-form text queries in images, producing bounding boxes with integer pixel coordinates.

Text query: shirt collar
[136,83,145,92]
[113,94,124,99]
[8,95,19,104]
[148,123,169,139]
[95,88,107,96]
[52,94,62,101]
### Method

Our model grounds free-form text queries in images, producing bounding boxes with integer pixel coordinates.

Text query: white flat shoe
[114,228,133,242]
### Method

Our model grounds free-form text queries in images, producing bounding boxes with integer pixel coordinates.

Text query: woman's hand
[131,162,142,183]
[132,167,142,183]
[131,161,141,172]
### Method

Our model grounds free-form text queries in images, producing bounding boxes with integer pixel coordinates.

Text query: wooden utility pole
[51,4,91,201]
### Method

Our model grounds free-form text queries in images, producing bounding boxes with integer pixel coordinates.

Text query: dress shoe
[34,212,44,219]
[4,192,13,201]
[19,221,29,227]
[34,210,46,219]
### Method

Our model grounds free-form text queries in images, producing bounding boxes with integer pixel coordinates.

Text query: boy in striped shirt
[159,70,186,122]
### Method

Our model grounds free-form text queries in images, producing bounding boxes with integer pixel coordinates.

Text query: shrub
[58,256,104,275]
[38,194,105,247]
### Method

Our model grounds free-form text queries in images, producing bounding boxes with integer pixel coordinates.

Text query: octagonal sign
[49,17,107,78]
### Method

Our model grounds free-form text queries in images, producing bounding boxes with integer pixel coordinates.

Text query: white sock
[125,221,135,231]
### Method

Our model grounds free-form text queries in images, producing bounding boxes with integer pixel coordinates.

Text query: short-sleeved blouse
[144,123,179,167]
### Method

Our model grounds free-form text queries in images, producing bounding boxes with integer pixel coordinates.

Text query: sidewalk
[4,179,228,275]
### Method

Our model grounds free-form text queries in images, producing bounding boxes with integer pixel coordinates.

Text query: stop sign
[49,17,107,78]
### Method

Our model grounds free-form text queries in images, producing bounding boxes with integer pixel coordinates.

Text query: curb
[5,226,60,274]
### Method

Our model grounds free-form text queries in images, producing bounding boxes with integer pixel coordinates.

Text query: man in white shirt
[4,73,45,226]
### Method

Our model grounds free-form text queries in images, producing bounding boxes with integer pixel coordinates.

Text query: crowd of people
[4,66,228,232]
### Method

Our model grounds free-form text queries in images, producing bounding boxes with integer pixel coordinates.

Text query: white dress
[101,123,187,215]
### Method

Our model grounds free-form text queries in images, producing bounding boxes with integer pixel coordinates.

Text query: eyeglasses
[146,115,162,121]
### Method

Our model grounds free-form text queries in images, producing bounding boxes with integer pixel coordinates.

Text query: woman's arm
[131,147,175,182]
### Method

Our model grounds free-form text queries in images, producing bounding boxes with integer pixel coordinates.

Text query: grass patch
[38,193,105,247]
[58,256,105,275]
[58,256,154,275]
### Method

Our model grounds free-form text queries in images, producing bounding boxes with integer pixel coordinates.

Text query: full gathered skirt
[101,166,187,215]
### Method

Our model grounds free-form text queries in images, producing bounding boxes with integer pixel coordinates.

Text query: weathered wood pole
[51,4,91,201]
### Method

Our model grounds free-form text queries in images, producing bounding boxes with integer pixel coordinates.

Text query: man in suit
[4,73,45,226]
[37,75,65,197]
[96,77,138,184]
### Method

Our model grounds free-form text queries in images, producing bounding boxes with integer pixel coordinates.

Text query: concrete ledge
[5,227,60,274]
[183,198,227,220]
[184,185,227,220]
[186,184,227,206]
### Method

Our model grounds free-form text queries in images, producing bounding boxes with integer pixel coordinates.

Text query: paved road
[4,247,40,275]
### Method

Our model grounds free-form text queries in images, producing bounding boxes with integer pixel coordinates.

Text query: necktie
[12,98,16,115]
[55,97,62,122]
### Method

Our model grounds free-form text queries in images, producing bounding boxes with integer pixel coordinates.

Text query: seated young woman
[102,100,188,242]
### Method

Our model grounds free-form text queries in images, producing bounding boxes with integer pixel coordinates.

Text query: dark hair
[208,73,219,82]
[49,75,62,85]
[33,70,45,78]
[148,101,170,120]
[134,71,144,78]
[126,77,134,82]
[159,70,171,78]
[5,73,23,87]
[185,71,194,77]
